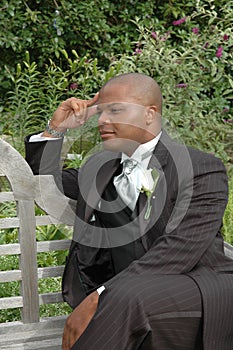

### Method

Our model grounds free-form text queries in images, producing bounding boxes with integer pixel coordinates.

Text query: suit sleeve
[25,135,79,200]
[105,153,228,287]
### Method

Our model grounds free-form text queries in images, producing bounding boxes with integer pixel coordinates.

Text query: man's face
[97,83,149,154]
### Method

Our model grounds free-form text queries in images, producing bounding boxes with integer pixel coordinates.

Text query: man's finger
[87,92,99,106]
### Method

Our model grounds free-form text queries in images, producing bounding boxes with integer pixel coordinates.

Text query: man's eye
[110,109,122,113]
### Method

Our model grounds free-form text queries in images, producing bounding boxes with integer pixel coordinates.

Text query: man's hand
[43,93,99,137]
[62,291,99,350]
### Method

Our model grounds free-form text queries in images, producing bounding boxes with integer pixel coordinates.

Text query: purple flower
[223,118,233,123]
[176,83,188,88]
[69,83,78,90]
[222,108,230,113]
[223,34,229,41]
[192,27,199,34]
[134,48,142,55]
[216,46,223,58]
[172,17,186,26]
[160,31,171,41]
[203,42,209,49]
[151,31,157,39]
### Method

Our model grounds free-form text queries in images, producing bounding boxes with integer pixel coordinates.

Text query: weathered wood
[0,139,71,346]
[18,200,40,323]
[34,175,76,226]
[0,243,21,255]
[39,292,63,305]
[224,241,233,260]
[0,217,20,229]
[37,266,65,279]
[0,316,66,350]
[0,270,22,282]
[0,191,15,202]
[37,239,70,252]
[0,296,23,309]
[35,214,65,226]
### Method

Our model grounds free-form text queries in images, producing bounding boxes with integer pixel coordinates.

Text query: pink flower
[151,32,157,39]
[69,83,78,90]
[176,83,188,88]
[223,34,229,41]
[203,42,209,49]
[134,48,142,55]
[223,118,233,123]
[192,27,199,34]
[216,46,223,58]
[160,31,171,41]
[172,17,186,26]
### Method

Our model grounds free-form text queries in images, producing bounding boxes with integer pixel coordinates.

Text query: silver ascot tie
[113,159,139,211]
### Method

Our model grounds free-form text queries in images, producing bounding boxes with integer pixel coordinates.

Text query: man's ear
[146,106,157,125]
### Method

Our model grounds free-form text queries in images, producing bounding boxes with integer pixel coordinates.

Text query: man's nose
[97,111,111,126]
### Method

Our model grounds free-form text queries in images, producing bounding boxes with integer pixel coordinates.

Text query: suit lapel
[84,153,121,222]
[139,135,170,250]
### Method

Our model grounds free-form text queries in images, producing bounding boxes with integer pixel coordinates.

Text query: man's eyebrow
[96,102,125,111]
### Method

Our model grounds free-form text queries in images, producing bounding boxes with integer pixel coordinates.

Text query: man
[25,73,233,350]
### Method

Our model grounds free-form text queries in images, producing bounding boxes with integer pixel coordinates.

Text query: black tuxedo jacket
[25,131,233,349]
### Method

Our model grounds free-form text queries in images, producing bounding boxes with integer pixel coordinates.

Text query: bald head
[102,73,162,114]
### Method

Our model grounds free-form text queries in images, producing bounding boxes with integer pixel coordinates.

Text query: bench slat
[0,243,21,255]
[38,266,64,279]
[0,316,67,350]
[39,292,63,305]
[0,217,19,229]
[37,239,70,252]
[0,296,23,309]
[0,192,15,202]
[0,239,70,256]
[224,241,233,260]
[0,270,21,282]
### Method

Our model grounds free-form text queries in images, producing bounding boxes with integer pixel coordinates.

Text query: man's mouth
[99,130,116,139]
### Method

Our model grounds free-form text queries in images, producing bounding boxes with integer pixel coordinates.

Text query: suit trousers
[71,274,202,350]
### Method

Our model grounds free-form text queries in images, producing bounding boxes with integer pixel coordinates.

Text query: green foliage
[223,167,233,244]
[1,50,106,152]
[1,0,231,100]
[108,2,233,164]
[2,0,232,161]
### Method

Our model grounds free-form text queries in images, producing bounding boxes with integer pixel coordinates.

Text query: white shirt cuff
[29,132,60,142]
[96,286,105,295]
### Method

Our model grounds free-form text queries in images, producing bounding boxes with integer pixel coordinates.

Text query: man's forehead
[96,102,145,110]
[96,102,125,108]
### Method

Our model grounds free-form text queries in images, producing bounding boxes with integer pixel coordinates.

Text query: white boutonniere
[140,168,159,220]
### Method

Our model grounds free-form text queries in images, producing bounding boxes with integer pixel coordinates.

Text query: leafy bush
[108,3,233,164]
[223,167,233,244]
[2,1,232,164]
[1,0,231,101]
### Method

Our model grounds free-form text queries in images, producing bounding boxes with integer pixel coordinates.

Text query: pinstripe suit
[25,131,233,349]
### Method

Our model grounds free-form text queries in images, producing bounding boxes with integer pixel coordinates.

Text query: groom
[25,73,233,350]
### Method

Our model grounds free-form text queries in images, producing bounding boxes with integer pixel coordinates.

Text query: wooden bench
[0,138,232,349]
[0,138,76,349]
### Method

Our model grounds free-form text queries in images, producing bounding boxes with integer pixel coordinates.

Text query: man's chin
[102,139,121,152]
[102,138,139,155]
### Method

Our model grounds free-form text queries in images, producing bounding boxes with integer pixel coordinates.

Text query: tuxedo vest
[95,178,146,274]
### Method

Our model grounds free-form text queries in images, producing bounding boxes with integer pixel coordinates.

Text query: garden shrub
[2,0,232,164]
[0,0,231,101]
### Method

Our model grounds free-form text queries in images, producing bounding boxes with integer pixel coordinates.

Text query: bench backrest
[0,138,75,324]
